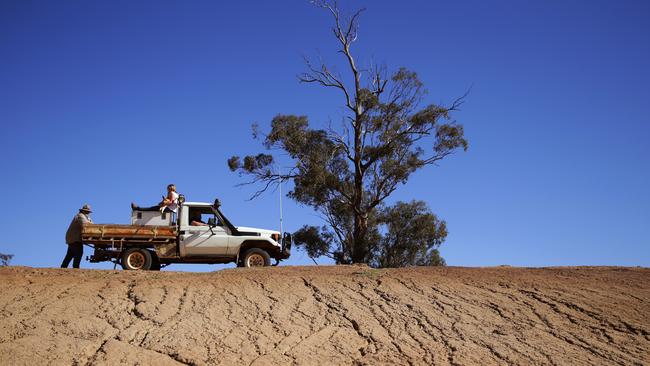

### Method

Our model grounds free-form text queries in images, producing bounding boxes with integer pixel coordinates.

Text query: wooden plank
[82,224,177,239]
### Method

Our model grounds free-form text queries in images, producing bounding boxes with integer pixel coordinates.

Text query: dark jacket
[65,212,92,244]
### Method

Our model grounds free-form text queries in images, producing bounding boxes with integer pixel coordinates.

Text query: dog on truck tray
[131,184,180,214]
[61,204,93,269]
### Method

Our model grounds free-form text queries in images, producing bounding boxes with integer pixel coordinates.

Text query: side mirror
[207,217,217,227]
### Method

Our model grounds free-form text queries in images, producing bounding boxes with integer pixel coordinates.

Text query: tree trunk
[349,36,366,264]
[352,215,368,263]
[351,110,367,263]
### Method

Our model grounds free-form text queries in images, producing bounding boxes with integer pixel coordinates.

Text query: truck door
[180,210,229,256]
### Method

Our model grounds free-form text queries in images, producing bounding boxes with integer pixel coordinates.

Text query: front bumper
[278,232,292,259]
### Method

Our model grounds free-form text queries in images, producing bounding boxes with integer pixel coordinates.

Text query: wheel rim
[247,253,265,267]
[127,252,146,269]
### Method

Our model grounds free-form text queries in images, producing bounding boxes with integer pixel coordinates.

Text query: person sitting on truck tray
[61,204,93,269]
[190,211,208,226]
[131,184,180,213]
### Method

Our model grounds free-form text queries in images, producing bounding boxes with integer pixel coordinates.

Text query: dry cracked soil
[0,265,648,365]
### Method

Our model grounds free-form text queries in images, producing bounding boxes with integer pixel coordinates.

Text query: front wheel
[240,248,271,268]
[121,248,152,270]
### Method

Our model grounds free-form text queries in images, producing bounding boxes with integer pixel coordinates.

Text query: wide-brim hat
[79,204,92,213]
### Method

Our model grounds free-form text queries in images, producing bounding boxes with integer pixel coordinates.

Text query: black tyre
[241,248,271,268]
[121,248,153,270]
[149,250,161,271]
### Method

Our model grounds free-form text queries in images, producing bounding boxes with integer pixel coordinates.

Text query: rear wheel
[240,248,271,268]
[121,248,152,270]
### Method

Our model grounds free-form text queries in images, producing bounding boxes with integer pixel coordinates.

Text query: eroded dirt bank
[0,265,648,365]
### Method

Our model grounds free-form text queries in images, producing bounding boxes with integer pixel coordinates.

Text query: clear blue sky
[1,0,648,270]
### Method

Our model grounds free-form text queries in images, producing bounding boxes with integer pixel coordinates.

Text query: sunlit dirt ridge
[1,265,648,365]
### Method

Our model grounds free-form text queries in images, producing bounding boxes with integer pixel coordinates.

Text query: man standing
[61,204,93,268]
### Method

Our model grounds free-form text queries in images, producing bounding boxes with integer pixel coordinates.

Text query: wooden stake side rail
[82,224,178,246]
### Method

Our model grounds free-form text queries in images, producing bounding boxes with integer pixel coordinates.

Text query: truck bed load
[82,224,177,246]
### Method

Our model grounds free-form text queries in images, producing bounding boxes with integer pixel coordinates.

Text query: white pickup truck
[83,199,291,270]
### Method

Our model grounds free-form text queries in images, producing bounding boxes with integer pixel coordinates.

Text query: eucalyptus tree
[228,1,467,265]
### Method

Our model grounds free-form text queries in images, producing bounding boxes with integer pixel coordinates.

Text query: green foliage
[293,225,334,259]
[425,249,447,267]
[293,201,448,267]
[228,2,466,267]
[0,253,13,266]
[373,201,447,268]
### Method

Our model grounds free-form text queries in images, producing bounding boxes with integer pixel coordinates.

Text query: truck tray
[82,224,177,246]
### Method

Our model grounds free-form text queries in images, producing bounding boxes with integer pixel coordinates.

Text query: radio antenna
[278,168,284,235]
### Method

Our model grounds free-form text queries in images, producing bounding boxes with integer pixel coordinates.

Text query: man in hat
[61,204,93,268]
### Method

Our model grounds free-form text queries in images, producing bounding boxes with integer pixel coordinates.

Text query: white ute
[83,199,292,270]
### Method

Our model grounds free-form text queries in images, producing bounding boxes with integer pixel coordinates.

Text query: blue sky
[1,0,648,270]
